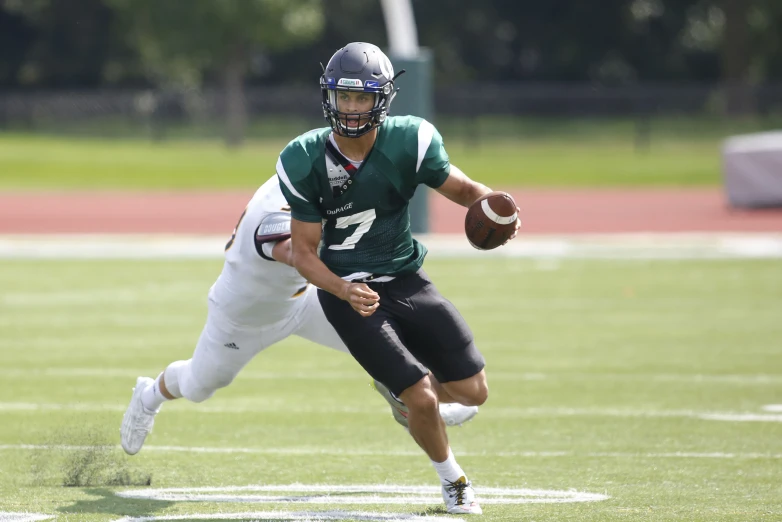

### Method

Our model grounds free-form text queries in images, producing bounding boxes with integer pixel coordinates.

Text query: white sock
[431,447,466,484]
[140,373,169,413]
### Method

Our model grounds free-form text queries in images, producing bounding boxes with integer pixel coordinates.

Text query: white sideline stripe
[0,368,370,380]
[698,413,782,422]
[115,484,609,505]
[112,511,456,522]
[0,514,53,522]
[2,233,782,259]
[3,402,782,421]
[0,402,381,414]
[113,494,591,505]
[1,368,781,385]
[2,444,781,460]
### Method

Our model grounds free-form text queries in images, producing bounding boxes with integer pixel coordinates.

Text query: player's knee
[469,379,489,406]
[162,359,190,398]
[179,365,235,403]
[179,372,230,403]
[447,373,489,407]
[180,384,216,403]
[401,378,439,414]
[207,370,237,390]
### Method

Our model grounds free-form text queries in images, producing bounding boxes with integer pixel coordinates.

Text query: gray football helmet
[320,42,402,138]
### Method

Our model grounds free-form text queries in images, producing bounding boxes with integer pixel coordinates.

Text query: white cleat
[442,476,483,515]
[120,376,158,455]
[439,402,479,427]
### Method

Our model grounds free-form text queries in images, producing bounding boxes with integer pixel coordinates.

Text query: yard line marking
[762,404,782,412]
[698,413,782,422]
[0,368,369,380]
[0,402,381,414]
[0,514,53,522]
[3,368,781,385]
[115,484,609,505]
[111,511,457,522]
[3,444,781,459]
[3,233,782,260]
[3,402,782,420]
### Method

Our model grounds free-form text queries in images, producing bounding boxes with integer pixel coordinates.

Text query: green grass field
[5,114,778,189]
[0,130,722,190]
[1,257,781,521]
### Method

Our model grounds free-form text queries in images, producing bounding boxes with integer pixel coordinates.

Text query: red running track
[0,189,780,234]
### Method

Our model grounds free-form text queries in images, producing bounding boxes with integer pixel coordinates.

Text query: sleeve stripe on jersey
[276,157,309,202]
[416,119,435,173]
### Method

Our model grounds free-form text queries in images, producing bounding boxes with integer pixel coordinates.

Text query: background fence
[2,83,781,146]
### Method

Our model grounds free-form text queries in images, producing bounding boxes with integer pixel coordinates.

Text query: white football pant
[163,286,348,403]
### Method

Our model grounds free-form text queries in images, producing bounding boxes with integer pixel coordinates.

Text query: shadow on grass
[56,487,173,518]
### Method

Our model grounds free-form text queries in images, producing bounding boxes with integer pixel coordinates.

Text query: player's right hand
[342,282,380,317]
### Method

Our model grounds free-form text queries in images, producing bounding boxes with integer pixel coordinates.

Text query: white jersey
[208,176,310,327]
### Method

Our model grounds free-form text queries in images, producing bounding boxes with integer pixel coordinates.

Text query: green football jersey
[277,115,451,278]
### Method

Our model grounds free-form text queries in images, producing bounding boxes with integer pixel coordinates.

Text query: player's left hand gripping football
[503,206,522,245]
[342,283,380,317]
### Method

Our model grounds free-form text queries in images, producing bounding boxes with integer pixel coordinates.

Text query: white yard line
[1,444,780,460]
[0,515,53,522]
[114,484,609,505]
[698,413,782,422]
[2,233,782,260]
[0,402,380,414]
[2,368,780,385]
[3,402,782,421]
[111,512,458,522]
[0,368,368,380]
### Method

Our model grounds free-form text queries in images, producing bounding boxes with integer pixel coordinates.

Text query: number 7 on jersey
[328,209,376,251]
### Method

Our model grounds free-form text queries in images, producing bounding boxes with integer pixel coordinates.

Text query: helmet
[320,42,400,138]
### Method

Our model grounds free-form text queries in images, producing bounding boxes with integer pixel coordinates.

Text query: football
[464,191,519,250]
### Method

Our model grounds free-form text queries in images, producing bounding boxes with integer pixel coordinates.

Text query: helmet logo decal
[379,55,394,80]
[337,78,363,87]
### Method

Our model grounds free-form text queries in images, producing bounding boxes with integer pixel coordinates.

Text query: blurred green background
[3,115,782,189]
[2,0,780,189]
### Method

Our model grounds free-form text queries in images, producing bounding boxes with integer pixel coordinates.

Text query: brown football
[464,191,519,250]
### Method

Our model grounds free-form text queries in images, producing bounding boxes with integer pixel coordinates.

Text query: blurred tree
[108,0,324,146]
[1,0,781,120]
[0,5,35,88]
[747,0,782,81]
[263,0,383,86]
[1,0,133,88]
[412,0,721,84]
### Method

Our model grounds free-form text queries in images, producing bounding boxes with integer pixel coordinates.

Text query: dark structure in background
[2,0,780,105]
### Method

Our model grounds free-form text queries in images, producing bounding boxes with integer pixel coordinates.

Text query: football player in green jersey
[278,42,521,515]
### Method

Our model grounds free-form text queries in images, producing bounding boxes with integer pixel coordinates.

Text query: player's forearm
[292,250,349,299]
[461,181,492,207]
[448,181,491,208]
[438,165,492,208]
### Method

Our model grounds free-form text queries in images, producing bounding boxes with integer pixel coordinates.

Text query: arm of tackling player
[269,240,293,266]
[255,211,294,266]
